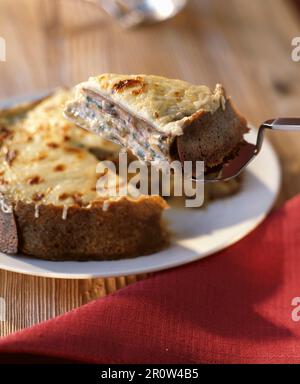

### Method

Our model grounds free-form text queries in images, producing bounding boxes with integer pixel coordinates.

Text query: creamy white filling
[65,94,173,167]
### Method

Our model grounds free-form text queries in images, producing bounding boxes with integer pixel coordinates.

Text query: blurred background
[0,0,300,201]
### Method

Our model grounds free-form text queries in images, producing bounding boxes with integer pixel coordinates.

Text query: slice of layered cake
[64,74,248,170]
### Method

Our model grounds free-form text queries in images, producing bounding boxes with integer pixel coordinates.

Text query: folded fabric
[1,195,300,364]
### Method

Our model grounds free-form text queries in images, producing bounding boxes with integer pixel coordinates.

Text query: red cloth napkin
[1,194,300,364]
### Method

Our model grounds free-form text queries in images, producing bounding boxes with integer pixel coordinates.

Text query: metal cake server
[199,118,300,183]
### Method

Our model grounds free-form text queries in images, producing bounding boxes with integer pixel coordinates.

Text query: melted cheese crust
[0,90,124,207]
[76,74,226,136]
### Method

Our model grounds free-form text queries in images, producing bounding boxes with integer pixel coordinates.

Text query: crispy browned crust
[10,196,168,261]
[176,99,248,169]
[0,195,18,254]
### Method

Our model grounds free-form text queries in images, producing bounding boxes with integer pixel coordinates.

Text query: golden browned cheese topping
[113,77,146,94]
[0,89,131,207]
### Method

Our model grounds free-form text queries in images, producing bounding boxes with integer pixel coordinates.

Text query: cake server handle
[254,118,300,154]
[262,118,300,131]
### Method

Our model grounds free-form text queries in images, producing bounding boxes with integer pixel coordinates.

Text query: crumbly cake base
[176,99,248,169]
[5,196,168,261]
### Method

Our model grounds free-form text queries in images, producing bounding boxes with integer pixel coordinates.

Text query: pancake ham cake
[0,88,244,262]
[0,90,168,261]
[64,74,248,170]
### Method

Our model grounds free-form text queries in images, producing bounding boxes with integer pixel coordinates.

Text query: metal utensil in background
[89,0,188,28]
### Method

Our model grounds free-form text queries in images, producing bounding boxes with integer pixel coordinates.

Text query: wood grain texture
[0,0,300,336]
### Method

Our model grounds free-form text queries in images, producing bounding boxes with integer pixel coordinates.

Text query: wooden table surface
[0,0,300,337]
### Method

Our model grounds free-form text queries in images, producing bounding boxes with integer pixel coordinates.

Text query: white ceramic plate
[0,93,281,279]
